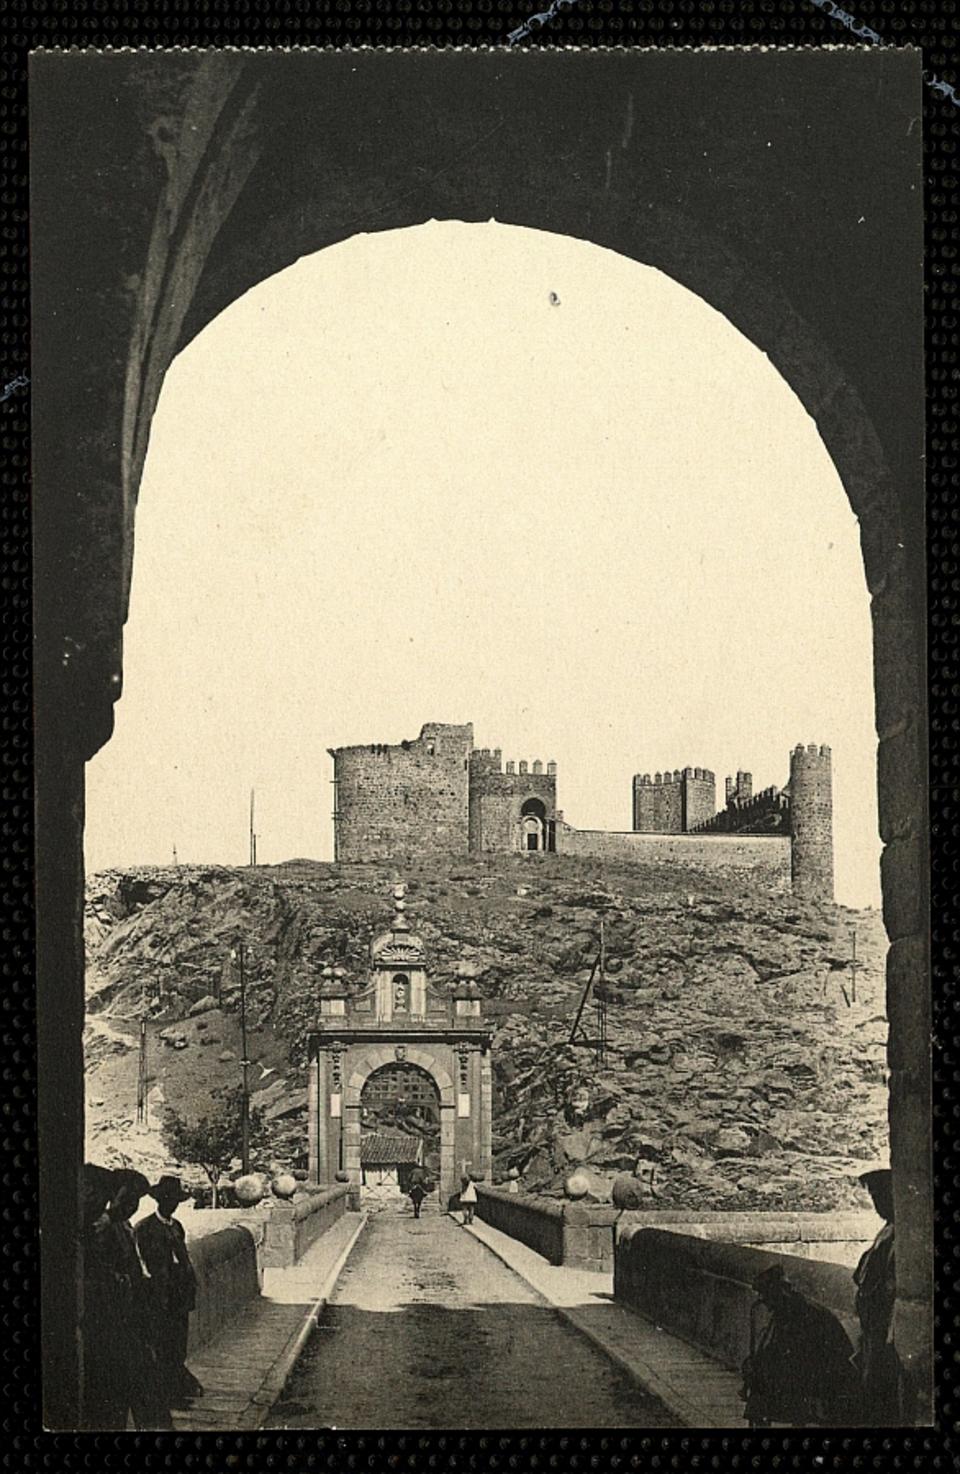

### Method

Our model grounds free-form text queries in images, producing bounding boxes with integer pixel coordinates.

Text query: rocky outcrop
[84,854,888,1209]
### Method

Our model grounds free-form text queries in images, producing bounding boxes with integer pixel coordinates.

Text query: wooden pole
[238,940,250,1174]
[136,1016,147,1125]
[849,926,861,1004]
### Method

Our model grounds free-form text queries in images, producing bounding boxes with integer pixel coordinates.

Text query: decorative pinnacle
[393,881,409,931]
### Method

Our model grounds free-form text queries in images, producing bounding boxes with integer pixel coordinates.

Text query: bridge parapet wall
[184,1224,262,1357]
[474,1185,619,1271]
[261,1183,351,1268]
[614,1226,860,1373]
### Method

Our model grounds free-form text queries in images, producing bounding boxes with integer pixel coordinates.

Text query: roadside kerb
[464,1217,745,1428]
[249,1211,368,1426]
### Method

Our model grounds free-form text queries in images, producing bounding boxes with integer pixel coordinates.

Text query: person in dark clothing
[81,1164,120,1429]
[93,1168,172,1430]
[136,1176,203,1408]
[408,1181,427,1219]
[853,1166,899,1425]
[741,1264,860,1427]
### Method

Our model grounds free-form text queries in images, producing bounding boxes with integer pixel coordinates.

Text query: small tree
[163,1085,267,1208]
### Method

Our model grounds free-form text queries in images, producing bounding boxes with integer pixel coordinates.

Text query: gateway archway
[306,887,492,1210]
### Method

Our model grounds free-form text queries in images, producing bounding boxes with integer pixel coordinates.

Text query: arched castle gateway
[306,885,492,1208]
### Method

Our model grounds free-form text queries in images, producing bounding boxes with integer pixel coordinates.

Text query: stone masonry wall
[331,722,473,862]
[633,772,683,832]
[559,828,792,889]
[683,772,717,831]
[632,768,716,834]
[790,743,834,902]
[469,752,557,852]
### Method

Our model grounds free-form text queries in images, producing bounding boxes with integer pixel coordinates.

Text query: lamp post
[233,939,251,1175]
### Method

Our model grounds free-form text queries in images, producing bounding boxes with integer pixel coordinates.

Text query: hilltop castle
[329,724,834,902]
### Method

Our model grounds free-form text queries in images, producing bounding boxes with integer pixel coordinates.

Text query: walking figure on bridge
[408,1180,427,1219]
[459,1174,478,1225]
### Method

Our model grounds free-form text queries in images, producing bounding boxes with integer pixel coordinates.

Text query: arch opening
[359,1062,441,1202]
[32,57,928,1426]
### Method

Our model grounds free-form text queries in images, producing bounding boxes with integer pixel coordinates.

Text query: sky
[85,221,881,906]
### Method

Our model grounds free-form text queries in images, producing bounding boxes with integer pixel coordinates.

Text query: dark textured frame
[8,3,955,1470]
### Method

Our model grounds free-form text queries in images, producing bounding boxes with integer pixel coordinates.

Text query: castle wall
[559,828,792,891]
[683,771,716,831]
[633,773,683,833]
[331,722,473,862]
[633,767,716,834]
[468,751,557,852]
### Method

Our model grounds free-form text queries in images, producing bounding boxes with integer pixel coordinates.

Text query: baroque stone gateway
[329,723,834,902]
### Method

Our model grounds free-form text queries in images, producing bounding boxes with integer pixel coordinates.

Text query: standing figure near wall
[81,1163,119,1429]
[94,1169,172,1429]
[741,1265,859,1426]
[136,1175,203,1409]
[853,1166,899,1424]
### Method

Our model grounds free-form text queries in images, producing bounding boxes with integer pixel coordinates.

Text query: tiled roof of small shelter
[360,1132,422,1165]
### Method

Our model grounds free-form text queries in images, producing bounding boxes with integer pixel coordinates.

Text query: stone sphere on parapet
[233,1173,266,1205]
[563,1171,591,1200]
[334,1169,350,1183]
[611,1172,647,1211]
[271,1173,298,1200]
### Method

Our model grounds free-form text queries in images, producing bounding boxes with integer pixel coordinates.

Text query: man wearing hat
[136,1175,203,1407]
[90,1168,172,1428]
[853,1164,899,1423]
[741,1263,859,1426]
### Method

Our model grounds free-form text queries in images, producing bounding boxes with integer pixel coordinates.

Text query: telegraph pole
[237,939,251,1174]
[849,926,862,1005]
[595,917,607,1066]
[249,789,257,867]
[136,1014,147,1126]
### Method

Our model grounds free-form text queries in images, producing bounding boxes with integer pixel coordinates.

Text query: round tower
[790,743,834,902]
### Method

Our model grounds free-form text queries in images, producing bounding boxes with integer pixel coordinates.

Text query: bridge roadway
[265,1211,672,1429]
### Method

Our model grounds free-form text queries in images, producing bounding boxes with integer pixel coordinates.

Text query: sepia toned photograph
[31,45,929,1432]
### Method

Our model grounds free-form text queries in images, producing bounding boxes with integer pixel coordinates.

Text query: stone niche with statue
[306,884,493,1210]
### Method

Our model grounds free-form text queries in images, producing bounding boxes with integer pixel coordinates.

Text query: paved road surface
[266,1213,672,1429]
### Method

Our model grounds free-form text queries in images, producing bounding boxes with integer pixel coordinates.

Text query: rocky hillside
[84,853,889,1209]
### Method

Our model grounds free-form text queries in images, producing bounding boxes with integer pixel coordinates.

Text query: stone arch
[32,52,928,1422]
[344,1045,455,1108]
[520,797,547,853]
[339,1045,460,1212]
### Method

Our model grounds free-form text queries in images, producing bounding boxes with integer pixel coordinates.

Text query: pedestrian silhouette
[86,1167,172,1429]
[741,1264,859,1426]
[459,1174,477,1225]
[408,1181,426,1219]
[853,1166,899,1423]
[136,1175,203,1408]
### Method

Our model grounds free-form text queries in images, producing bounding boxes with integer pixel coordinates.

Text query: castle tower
[789,743,834,902]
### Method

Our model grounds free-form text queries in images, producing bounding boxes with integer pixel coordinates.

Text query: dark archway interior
[361,1062,441,1133]
[30,49,929,1425]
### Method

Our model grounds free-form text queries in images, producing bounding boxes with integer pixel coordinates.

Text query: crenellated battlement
[634,768,716,787]
[692,784,789,835]
[792,743,832,761]
[329,722,832,902]
[469,746,503,774]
